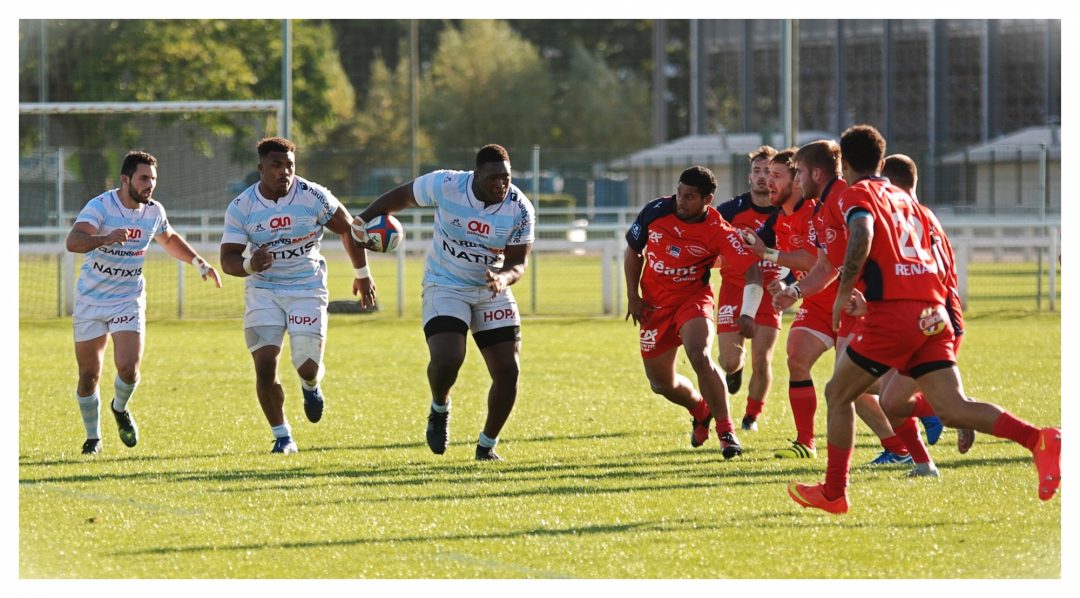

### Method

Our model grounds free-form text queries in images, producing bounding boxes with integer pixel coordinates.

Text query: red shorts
[790,302,857,346]
[715,281,781,333]
[847,300,958,377]
[639,292,715,358]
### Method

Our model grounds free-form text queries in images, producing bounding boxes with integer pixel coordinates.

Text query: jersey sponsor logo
[666,244,681,258]
[673,225,685,237]
[268,240,317,260]
[467,219,491,236]
[648,255,698,278]
[685,244,709,257]
[441,238,498,265]
[288,314,320,327]
[639,328,659,352]
[716,304,736,325]
[269,216,292,230]
[790,235,804,247]
[450,218,462,227]
[99,247,146,257]
[482,307,517,322]
[647,230,662,244]
[895,262,937,276]
[825,228,838,244]
[109,314,136,325]
[726,233,749,255]
[92,262,142,277]
[254,222,266,232]
[126,228,142,240]
[918,306,946,336]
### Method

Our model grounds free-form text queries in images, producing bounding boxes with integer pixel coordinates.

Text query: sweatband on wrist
[740,283,764,318]
[763,248,780,263]
[242,256,255,275]
[791,283,803,298]
[354,265,371,279]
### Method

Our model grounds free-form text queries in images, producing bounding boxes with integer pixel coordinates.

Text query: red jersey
[627,196,758,307]
[803,177,848,312]
[838,177,948,304]
[716,192,778,287]
[759,196,817,272]
[918,202,965,336]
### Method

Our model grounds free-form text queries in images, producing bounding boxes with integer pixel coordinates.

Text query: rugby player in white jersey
[353,144,535,461]
[66,150,222,455]
[220,137,375,455]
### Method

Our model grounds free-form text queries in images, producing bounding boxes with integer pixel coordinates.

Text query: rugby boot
[788,482,849,514]
[111,406,138,448]
[719,431,743,460]
[1033,427,1061,501]
[426,408,450,455]
[302,386,324,423]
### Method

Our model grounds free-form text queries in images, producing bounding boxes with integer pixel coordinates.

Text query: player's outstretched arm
[155,229,222,288]
[66,222,128,253]
[327,206,376,308]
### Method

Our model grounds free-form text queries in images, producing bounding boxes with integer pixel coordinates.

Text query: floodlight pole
[282,19,292,139]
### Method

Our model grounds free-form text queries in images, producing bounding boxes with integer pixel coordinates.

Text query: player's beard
[128,185,151,205]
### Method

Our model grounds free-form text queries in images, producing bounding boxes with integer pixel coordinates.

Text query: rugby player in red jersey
[750,141,912,464]
[874,154,975,469]
[788,125,1060,514]
[715,146,781,432]
[625,166,761,459]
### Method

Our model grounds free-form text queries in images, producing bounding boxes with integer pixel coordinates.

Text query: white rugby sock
[271,422,292,439]
[111,376,138,412]
[431,400,449,414]
[478,432,498,449]
[77,392,101,440]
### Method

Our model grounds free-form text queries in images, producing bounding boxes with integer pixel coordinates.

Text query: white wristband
[740,283,764,318]
[763,248,780,263]
[191,256,210,276]
[354,265,371,279]
[790,283,803,298]
[242,256,255,275]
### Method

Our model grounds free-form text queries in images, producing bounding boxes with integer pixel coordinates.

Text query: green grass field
[18,308,1061,578]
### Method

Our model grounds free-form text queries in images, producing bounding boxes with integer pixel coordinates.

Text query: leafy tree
[552,41,651,152]
[19,19,353,195]
[421,20,553,166]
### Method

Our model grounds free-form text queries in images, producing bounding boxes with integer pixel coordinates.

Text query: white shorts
[73,299,145,342]
[421,283,520,333]
[244,287,328,340]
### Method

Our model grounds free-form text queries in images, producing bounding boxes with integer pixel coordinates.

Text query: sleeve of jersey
[156,204,171,235]
[838,187,873,225]
[716,197,740,223]
[74,200,105,228]
[756,211,780,248]
[508,196,536,245]
[312,183,341,226]
[220,202,248,246]
[412,170,450,207]
[625,200,663,252]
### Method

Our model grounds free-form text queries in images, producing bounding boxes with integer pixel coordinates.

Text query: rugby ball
[364,214,403,252]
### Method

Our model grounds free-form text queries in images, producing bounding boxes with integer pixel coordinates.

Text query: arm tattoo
[840,219,871,285]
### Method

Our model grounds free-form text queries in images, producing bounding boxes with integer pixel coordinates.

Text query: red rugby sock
[880,434,910,456]
[744,397,764,419]
[991,411,1041,451]
[894,418,930,464]
[789,381,817,447]
[824,443,853,500]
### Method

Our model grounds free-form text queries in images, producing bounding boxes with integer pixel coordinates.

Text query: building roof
[941,125,1061,164]
[611,131,836,169]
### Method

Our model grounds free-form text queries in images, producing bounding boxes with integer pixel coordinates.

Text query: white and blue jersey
[413,170,534,288]
[74,190,170,308]
[221,176,340,294]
